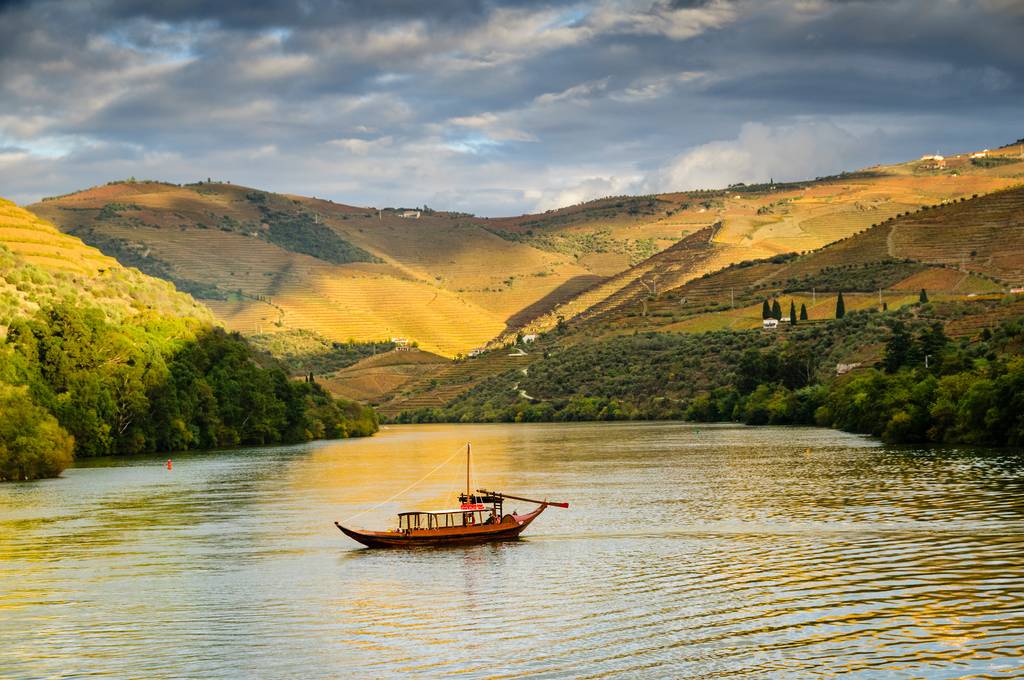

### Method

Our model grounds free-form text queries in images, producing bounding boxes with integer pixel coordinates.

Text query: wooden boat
[335,444,568,548]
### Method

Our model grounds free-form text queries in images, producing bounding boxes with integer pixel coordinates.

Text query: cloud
[645,121,886,192]
[0,0,1022,213]
[532,173,642,212]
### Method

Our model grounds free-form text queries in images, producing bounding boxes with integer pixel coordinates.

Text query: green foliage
[487,227,664,265]
[836,292,846,319]
[253,202,379,265]
[781,260,926,293]
[70,229,227,299]
[5,304,378,460]
[919,288,929,303]
[407,311,891,425]
[0,382,75,482]
[403,306,1024,447]
[771,299,782,320]
[762,300,771,320]
[790,300,797,325]
[248,329,395,376]
[970,156,1018,168]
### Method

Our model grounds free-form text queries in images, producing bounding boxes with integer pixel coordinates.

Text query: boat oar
[476,489,569,508]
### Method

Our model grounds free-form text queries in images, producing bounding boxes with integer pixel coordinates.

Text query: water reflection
[2,422,1024,678]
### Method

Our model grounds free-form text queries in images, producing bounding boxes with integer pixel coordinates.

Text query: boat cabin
[396,492,507,531]
[397,508,503,530]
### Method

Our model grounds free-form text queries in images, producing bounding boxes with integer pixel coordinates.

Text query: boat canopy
[398,508,492,516]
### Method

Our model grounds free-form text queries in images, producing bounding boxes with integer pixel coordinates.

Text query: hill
[579,184,1024,337]
[0,199,377,482]
[374,183,1024,419]
[0,197,213,330]
[28,143,1024,358]
[396,298,1024,449]
[29,182,597,357]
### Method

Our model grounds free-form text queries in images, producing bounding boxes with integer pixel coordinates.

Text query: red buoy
[166,459,172,470]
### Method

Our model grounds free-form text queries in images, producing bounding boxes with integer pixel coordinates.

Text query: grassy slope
[0,198,212,333]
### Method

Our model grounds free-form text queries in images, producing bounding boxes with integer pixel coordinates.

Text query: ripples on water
[2,423,1023,678]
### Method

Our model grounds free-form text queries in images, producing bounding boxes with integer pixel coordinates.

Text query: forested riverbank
[394,305,1024,447]
[0,304,378,481]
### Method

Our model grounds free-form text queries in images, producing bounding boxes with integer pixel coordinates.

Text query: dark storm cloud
[1,0,1022,214]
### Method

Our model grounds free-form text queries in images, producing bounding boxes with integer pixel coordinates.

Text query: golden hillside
[473,146,1024,340]
[30,182,595,356]
[27,143,1024,356]
[582,184,1024,338]
[0,198,211,330]
[368,183,1024,415]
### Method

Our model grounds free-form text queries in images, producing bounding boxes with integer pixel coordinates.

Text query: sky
[0,0,1022,216]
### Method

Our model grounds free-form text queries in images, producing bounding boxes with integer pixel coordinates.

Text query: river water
[2,422,1023,678]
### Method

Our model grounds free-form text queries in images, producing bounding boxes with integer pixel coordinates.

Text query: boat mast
[466,442,471,498]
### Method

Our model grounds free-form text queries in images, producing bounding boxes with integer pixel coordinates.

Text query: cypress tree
[836,292,846,319]
[771,299,782,320]
[789,300,797,325]
[919,288,928,303]
[762,299,771,319]
[799,303,808,320]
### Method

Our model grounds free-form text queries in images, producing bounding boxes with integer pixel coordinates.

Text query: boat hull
[337,506,547,548]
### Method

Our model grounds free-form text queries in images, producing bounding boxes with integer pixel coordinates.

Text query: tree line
[397,304,1024,447]
[1,304,378,482]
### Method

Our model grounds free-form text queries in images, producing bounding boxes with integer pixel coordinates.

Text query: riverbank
[390,310,1024,447]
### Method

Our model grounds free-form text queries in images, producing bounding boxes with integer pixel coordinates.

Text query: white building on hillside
[399,210,421,219]
[762,319,779,330]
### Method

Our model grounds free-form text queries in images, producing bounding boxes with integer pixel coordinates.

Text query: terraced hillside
[374,348,536,418]
[367,182,1024,417]
[576,186,1024,338]
[30,182,571,356]
[0,198,211,329]
[27,144,1024,358]
[319,349,450,405]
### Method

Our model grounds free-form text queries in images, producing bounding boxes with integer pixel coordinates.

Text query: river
[2,422,1023,678]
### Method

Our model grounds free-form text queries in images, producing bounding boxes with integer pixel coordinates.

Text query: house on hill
[762,319,779,330]
[391,337,411,351]
[399,210,421,219]
[521,333,539,343]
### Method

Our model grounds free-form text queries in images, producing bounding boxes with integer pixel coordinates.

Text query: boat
[335,444,568,548]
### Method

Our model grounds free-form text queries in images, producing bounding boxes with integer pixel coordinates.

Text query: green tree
[883,319,912,373]
[771,299,782,320]
[919,288,929,303]
[799,303,808,321]
[762,299,771,319]
[918,322,949,369]
[835,292,846,319]
[789,300,797,325]
[0,384,74,482]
